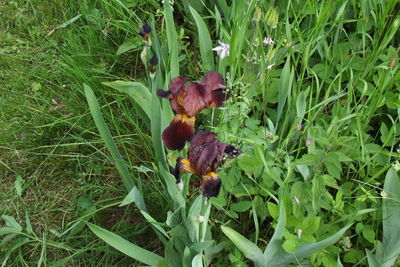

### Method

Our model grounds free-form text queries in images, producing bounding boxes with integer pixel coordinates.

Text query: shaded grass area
[0,0,162,264]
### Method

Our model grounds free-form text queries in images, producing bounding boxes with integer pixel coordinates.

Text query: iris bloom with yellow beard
[171,131,241,198]
[157,72,230,151]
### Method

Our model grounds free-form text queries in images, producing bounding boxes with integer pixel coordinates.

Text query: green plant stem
[199,196,208,242]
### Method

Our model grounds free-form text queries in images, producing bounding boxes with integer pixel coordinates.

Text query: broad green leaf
[188,195,203,242]
[296,88,309,118]
[192,254,203,267]
[276,57,291,124]
[140,211,170,239]
[160,166,185,208]
[296,164,310,180]
[151,94,168,169]
[263,201,286,263]
[275,224,352,266]
[267,202,278,219]
[183,246,191,267]
[221,225,263,263]
[190,241,214,253]
[116,38,141,55]
[312,175,325,212]
[0,227,22,235]
[282,239,298,254]
[366,249,380,267]
[200,198,212,242]
[164,1,179,77]
[343,248,363,264]
[362,225,375,243]
[301,217,321,234]
[102,81,152,121]
[322,175,339,189]
[14,174,23,197]
[1,215,23,231]
[295,154,319,165]
[230,201,252,212]
[0,234,17,248]
[189,6,214,71]
[254,196,268,220]
[84,85,135,193]
[119,186,146,212]
[25,212,33,234]
[86,222,164,266]
[379,168,400,265]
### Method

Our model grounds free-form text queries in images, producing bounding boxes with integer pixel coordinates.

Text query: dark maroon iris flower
[139,23,151,41]
[173,131,241,198]
[157,72,230,151]
[157,72,229,117]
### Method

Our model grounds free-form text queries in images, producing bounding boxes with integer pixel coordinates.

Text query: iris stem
[199,196,210,242]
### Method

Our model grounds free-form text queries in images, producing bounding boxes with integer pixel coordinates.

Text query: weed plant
[1,0,399,266]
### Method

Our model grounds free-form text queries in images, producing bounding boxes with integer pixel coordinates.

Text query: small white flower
[339,236,352,251]
[266,64,275,70]
[294,195,301,206]
[296,121,302,131]
[177,181,184,191]
[197,215,204,223]
[306,137,313,147]
[381,190,388,199]
[263,37,274,46]
[393,161,400,172]
[212,41,230,59]
[297,229,302,239]
[161,0,174,5]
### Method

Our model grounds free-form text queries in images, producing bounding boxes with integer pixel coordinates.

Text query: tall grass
[1,0,399,265]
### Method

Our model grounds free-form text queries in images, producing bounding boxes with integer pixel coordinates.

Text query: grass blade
[189,6,215,71]
[86,222,164,266]
[47,14,81,36]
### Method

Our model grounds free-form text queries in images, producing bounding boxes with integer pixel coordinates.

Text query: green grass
[0,0,159,265]
[1,0,400,266]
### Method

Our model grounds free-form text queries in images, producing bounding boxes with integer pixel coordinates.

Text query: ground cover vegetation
[1,0,400,266]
